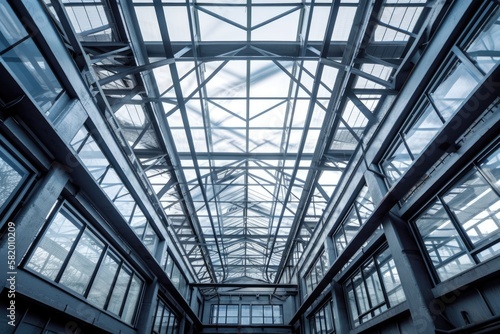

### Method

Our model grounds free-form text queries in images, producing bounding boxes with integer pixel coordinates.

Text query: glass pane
[78,134,109,180]
[443,168,500,246]
[143,222,159,253]
[344,208,361,245]
[121,275,143,324]
[0,148,28,212]
[161,305,171,334]
[107,266,132,315]
[346,282,360,327]
[273,305,282,324]
[59,230,104,294]
[404,103,443,156]
[477,241,500,262]
[334,228,347,254]
[0,0,28,51]
[252,305,263,324]
[153,301,164,333]
[381,140,412,184]
[355,185,374,224]
[376,249,406,307]
[2,38,62,113]
[324,302,333,331]
[211,305,218,324]
[241,305,250,325]
[130,204,147,237]
[362,261,385,314]
[430,60,480,120]
[352,272,370,315]
[263,305,273,324]
[480,145,500,189]
[415,199,474,281]
[465,10,500,74]
[87,252,120,308]
[27,209,81,280]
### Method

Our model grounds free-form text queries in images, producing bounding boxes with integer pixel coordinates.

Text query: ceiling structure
[49,0,437,284]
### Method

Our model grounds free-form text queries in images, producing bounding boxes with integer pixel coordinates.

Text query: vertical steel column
[137,278,159,334]
[331,281,350,334]
[364,170,450,333]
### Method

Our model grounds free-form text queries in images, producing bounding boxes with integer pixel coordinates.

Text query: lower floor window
[310,300,335,334]
[152,298,179,334]
[25,204,144,325]
[344,247,406,327]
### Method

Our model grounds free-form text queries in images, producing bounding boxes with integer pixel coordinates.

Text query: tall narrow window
[0,146,30,218]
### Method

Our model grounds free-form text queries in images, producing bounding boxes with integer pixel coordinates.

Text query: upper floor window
[25,204,144,325]
[344,247,406,327]
[304,250,329,297]
[332,184,374,255]
[162,251,188,298]
[0,0,63,116]
[380,6,499,187]
[71,127,160,254]
[412,143,500,282]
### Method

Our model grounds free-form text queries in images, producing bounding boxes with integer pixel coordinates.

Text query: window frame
[343,245,405,327]
[411,141,500,283]
[378,3,499,190]
[0,139,35,228]
[23,201,145,325]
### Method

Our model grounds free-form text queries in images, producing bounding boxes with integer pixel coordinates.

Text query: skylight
[55,0,431,284]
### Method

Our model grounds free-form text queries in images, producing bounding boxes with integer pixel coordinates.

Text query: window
[380,7,499,187]
[464,7,500,75]
[304,250,329,296]
[413,144,500,281]
[72,127,160,254]
[311,300,335,334]
[0,145,30,220]
[344,247,406,327]
[210,304,283,325]
[211,305,239,324]
[0,0,63,115]
[332,184,375,255]
[25,204,144,325]
[429,57,481,120]
[161,252,188,298]
[152,298,179,334]
[249,305,282,325]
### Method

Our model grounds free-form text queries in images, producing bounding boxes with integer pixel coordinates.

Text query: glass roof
[55,0,432,283]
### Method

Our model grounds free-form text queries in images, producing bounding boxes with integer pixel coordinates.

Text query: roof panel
[63,0,439,283]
